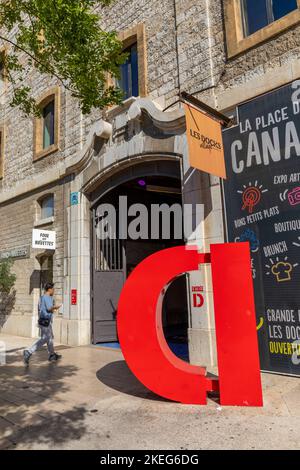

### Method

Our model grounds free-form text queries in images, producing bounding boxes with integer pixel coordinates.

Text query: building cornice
[128,97,185,131]
[64,120,112,176]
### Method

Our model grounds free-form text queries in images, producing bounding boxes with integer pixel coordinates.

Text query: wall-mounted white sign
[32,229,56,250]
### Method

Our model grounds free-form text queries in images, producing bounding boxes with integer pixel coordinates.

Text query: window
[242,0,298,36]
[34,87,60,160]
[118,43,139,99]
[114,23,147,101]
[225,0,300,58]
[43,99,55,149]
[40,194,54,219]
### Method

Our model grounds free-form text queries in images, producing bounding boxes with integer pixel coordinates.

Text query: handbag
[38,296,51,327]
[38,317,51,327]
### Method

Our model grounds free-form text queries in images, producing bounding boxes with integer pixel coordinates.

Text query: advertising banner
[222,81,300,376]
[185,104,227,179]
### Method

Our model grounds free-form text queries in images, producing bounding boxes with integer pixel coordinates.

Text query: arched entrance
[90,160,189,348]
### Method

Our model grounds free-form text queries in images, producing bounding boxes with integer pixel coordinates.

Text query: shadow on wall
[0,288,16,329]
[0,347,88,449]
[30,270,41,294]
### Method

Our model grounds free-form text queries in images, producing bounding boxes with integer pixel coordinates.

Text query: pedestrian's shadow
[0,348,89,449]
[96,360,170,402]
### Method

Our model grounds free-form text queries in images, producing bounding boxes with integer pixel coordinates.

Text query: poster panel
[222,81,300,376]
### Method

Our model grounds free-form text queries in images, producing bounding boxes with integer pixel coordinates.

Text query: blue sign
[70,192,79,206]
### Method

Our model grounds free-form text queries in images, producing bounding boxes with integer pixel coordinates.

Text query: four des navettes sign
[32,229,56,250]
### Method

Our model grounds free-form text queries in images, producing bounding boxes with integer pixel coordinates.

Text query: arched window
[42,99,55,148]
[118,42,139,99]
[34,87,60,160]
[39,194,54,220]
[107,24,147,101]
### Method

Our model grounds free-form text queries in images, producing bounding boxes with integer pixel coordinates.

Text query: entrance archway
[90,160,188,351]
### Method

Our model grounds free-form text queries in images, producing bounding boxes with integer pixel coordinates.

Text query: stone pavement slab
[0,334,299,450]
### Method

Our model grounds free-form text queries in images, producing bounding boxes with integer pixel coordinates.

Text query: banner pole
[180,91,234,127]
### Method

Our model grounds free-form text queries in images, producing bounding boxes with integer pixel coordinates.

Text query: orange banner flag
[184,104,227,179]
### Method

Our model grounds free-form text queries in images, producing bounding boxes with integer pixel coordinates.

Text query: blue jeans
[28,325,54,356]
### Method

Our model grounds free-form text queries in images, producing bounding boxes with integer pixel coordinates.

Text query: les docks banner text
[222,81,300,376]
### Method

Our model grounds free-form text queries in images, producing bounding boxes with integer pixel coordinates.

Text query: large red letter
[117,243,263,406]
[211,243,263,406]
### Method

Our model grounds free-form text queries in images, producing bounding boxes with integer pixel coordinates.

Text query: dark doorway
[39,255,53,295]
[91,162,188,356]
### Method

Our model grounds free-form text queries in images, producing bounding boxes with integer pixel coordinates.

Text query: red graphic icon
[117,243,263,406]
[71,289,77,305]
[242,186,261,213]
[288,187,300,206]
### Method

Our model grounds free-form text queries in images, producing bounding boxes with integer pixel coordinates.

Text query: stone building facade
[0,0,300,365]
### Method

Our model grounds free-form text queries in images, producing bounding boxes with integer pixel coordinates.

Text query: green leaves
[0,259,16,295]
[0,0,126,115]
[11,87,41,116]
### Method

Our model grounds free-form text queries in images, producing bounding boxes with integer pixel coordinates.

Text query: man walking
[23,282,62,364]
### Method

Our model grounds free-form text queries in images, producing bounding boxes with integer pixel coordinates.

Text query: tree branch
[0,33,79,96]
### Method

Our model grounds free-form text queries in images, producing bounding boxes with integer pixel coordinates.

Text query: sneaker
[48,353,62,362]
[23,350,31,365]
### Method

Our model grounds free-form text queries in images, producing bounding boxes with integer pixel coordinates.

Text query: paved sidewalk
[0,334,299,450]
